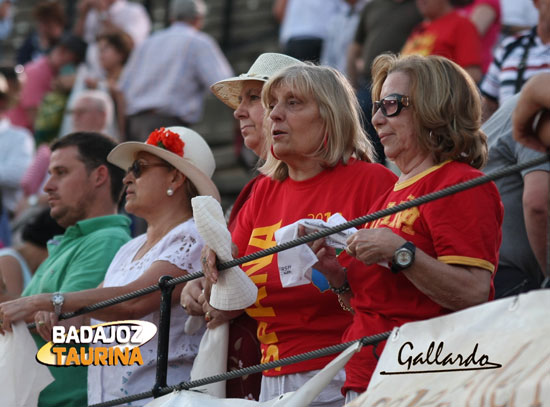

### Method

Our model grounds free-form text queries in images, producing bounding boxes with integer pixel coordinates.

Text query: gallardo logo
[36,320,157,367]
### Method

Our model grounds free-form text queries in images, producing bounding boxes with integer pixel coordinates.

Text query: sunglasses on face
[373,93,410,117]
[127,160,172,178]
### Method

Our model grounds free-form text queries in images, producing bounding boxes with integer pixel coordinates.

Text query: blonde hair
[371,54,488,169]
[260,64,374,181]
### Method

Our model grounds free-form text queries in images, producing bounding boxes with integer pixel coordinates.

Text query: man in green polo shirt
[0,132,131,407]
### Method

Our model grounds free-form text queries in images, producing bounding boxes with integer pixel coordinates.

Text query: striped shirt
[119,22,233,123]
[480,28,550,104]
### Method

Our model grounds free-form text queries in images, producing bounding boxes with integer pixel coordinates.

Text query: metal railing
[26,154,550,406]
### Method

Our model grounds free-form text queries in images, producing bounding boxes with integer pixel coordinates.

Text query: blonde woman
[203,64,397,405]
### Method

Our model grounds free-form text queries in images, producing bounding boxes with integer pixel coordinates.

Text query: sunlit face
[71,97,106,133]
[233,80,266,159]
[98,39,124,72]
[267,83,325,164]
[43,146,97,228]
[123,151,175,217]
[372,71,422,164]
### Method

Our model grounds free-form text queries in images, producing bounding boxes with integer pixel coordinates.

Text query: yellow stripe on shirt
[437,255,495,273]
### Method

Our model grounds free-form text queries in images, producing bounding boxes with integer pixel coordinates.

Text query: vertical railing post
[152,275,174,398]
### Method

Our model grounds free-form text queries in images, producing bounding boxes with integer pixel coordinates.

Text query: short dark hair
[51,132,125,203]
[57,34,88,64]
[33,0,66,27]
[96,30,134,65]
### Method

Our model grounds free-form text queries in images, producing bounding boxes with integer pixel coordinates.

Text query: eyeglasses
[373,94,410,117]
[127,161,172,178]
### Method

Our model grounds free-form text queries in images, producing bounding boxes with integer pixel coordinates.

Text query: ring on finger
[182,303,187,310]
[205,311,211,322]
[202,257,207,266]
[37,321,45,326]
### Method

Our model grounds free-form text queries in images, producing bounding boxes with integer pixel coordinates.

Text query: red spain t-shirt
[401,10,482,69]
[232,159,397,376]
[343,160,503,393]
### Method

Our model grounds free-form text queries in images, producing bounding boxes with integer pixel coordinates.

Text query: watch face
[53,294,63,305]
[396,249,412,267]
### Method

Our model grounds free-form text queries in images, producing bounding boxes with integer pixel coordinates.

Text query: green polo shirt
[24,214,131,407]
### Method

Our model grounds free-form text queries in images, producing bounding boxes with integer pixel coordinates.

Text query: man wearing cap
[120,0,233,142]
[6,34,88,132]
[0,132,131,407]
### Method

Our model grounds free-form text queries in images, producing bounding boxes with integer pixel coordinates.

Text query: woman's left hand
[298,225,342,277]
[346,228,406,266]
[180,278,205,316]
[201,301,243,330]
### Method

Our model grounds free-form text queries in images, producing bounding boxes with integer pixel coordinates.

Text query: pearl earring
[167,188,174,196]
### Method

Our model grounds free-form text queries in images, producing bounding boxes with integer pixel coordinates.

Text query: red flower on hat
[146,128,185,157]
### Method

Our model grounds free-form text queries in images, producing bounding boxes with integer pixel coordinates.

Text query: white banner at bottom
[145,341,361,407]
[348,289,550,406]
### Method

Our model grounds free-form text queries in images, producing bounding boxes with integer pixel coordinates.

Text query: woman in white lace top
[0,126,220,406]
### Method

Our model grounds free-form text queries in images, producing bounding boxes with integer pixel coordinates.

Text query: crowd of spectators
[0,0,231,247]
[0,0,548,405]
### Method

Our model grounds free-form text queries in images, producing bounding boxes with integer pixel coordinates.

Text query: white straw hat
[107,126,220,202]
[211,52,304,109]
[191,196,258,310]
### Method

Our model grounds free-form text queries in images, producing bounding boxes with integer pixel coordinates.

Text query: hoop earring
[166,187,174,196]
[270,145,281,160]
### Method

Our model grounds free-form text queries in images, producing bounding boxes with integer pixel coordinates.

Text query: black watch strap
[391,241,416,273]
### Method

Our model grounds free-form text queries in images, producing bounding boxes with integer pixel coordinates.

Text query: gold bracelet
[337,294,353,313]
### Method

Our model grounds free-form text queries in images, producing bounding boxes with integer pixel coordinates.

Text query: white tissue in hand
[275,214,358,288]
[275,223,318,287]
[300,213,357,250]
[191,196,258,310]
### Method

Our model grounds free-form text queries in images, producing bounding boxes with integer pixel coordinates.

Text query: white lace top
[87,219,205,406]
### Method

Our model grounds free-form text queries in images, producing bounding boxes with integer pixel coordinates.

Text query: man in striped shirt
[480,0,550,121]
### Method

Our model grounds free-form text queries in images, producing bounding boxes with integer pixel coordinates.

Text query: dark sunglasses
[127,160,172,178]
[373,93,410,117]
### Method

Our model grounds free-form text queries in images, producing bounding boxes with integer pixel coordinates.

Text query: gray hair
[170,0,207,22]
[72,89,114,132]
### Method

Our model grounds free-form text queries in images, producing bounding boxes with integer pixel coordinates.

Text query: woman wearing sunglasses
[0,126,220,405]
[311,53,503,402]
[202,64,397,406]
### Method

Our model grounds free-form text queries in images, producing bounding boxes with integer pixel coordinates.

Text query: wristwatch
[391,241,416,273]
[51,292,64,316]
